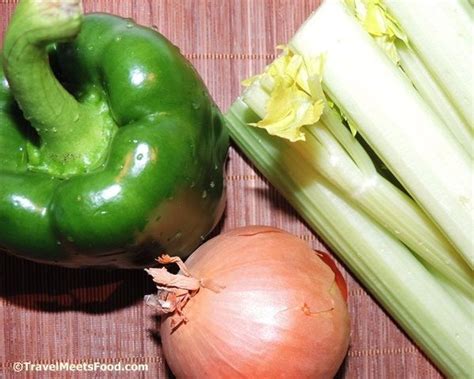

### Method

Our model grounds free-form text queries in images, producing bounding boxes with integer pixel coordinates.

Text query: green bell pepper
[0,0,228,268]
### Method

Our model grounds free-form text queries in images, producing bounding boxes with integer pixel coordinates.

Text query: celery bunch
[225,0,473,376]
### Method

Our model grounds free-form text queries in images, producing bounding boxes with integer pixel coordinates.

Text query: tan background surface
[0,1,443,378]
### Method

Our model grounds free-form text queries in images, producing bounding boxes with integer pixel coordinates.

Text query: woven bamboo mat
[0,1,443,378]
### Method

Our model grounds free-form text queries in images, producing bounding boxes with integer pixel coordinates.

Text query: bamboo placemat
[0,1,443,378]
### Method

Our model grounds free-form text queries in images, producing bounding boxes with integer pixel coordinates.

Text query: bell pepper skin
[0,1,228,268]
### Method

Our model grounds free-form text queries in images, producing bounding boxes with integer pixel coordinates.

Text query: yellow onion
[145,226,350,378]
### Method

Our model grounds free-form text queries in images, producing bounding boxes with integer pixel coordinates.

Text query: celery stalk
[290,0,474,267]
[383,0,474,128]
[432,268,474,317]
[226,99,474,378]
[396,45,473,158]
[243,83,472,295]
[345,0,473,159]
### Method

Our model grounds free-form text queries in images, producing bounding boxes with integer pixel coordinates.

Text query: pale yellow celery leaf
[302,56,326,101]
[384,11,409,46]
[253,82,324,142]
[347,0,410,64]
[286,55,304,81]
[268,54,302,87]
[242,46,293,88]
[244,47,326,142]
[293,55,324,97]
[241,47,293,88]
[364,1,389,36]
[306,73,325,104]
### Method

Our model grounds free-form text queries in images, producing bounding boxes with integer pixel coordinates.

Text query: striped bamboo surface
[0,1,443,378]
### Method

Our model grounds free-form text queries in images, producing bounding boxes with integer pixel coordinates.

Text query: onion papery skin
[158,226,350,379]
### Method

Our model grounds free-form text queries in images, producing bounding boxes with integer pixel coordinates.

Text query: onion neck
[145,255,224,330]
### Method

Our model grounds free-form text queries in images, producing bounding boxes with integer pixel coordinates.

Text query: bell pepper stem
[2,0,114,176]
